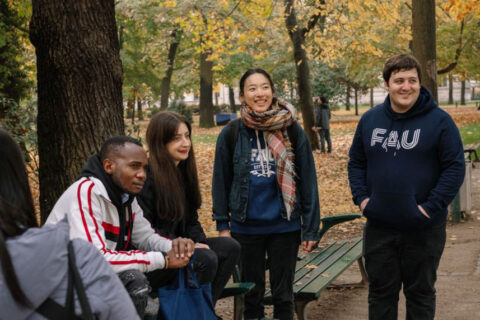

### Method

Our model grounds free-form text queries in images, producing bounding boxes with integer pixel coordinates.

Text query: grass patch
[459,123,480,150]
[192,134,218,145]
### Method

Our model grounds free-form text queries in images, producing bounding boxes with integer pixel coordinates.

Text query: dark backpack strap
[36,241,93,320]
[68,241,94,320]
[225,118,241,158]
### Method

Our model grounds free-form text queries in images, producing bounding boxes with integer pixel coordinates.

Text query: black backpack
[224,118,299,157]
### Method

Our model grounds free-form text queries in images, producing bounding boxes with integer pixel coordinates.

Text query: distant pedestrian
[348,53,465,320]
[313,96,332,153]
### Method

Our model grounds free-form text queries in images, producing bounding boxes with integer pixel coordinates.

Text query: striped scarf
[241,98,296,219]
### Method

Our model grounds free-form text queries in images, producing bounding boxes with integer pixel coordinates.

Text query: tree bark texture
[354,87,358,116]
[199,52,214,128]
[448,74,454,105]
[160,29,180,110]
[30,0,124,222]
[461,79,466,105]
[284,0,319,150]
[228,85,236,113]
[346,83,351,111]
[370,87,374,108]
[412,0,438,101]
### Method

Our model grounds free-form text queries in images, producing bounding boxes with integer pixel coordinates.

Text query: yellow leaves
[443,0,480,20]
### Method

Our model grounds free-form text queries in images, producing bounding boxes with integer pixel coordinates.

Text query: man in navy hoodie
[348,54,465,320]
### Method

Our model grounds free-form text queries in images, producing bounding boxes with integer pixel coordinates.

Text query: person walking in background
[137,111,241,308]
[212,68,320,320]
[314,96,332,153]
[0,128,139,320]
[348,53,465,320]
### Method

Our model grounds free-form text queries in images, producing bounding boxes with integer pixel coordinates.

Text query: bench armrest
[318,213,362,240]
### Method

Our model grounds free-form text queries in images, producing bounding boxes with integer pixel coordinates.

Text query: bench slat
[264,237,363,303]
[298,239,363,300]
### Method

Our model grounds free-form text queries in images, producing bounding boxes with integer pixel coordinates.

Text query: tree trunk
[284,0,319,150]
[346,83,351,111]
[30,0,124,222]
[370,87,374,108]
[412,0,438,102]
[228,85,236,113]
[199,52,214,128]
[160,29,181,110]
[448,74,454,105]
[137,98,143,121]
[131,91,136,124]
[354,87,359,116]
[461,79,466,105]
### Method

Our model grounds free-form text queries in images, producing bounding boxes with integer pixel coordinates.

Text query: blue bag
[157,254,217,320]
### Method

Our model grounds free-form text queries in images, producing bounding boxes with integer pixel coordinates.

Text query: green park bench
[464,142,480,165]
[144,214,365,320]
[231,213,367,320]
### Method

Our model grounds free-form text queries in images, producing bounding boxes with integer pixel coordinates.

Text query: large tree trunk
[160,29,181,110]
[460,79,466,105]
[412,0,438,101]
[228,85,236,113]
[30,0,124,222]
[448,74,454,105]
[284,0,319,150]
[199,52,214,128]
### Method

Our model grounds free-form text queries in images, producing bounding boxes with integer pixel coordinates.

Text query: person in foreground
[348,53,465,320]
[46,136,194,317]
[0,128,139,319]
[137,111,241,307]
[212,68,320,320]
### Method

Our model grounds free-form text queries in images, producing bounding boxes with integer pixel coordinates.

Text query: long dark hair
[0,128,37,308]
[146,111,201,221]
[239,68,275,97]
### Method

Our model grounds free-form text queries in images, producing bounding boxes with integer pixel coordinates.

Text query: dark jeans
[364,221,446,320]
[232,231,301,320]
[319,129,331,152]
[146,236,240,305]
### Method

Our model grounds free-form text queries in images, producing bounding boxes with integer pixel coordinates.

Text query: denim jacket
[212,120,320,241]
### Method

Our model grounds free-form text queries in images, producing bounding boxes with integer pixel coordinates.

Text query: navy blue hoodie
[348,87,465,230]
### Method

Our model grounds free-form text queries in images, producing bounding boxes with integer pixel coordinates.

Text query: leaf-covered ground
[30,106,480,242]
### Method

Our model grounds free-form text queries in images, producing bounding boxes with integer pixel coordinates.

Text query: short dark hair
[320,96,328,104]
[100,136,143,161]
[239,68,275,97]
[383,54,422,84]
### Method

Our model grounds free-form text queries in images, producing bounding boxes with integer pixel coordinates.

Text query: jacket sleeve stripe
[109,260,151,265]
[77,179,93,243]
[87,182,107,250]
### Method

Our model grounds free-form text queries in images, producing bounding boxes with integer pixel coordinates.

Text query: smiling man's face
[385,68,421,113]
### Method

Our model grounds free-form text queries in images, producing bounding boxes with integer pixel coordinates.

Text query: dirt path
[216,165,480,319]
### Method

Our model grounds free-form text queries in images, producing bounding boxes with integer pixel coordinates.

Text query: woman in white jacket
[0,128,139,320]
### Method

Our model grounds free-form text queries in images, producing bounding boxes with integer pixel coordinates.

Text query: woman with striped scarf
[212,69,321,320]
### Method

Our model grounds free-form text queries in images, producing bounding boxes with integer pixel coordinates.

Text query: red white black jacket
[46,176,172,273]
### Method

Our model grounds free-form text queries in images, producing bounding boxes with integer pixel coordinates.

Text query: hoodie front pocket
[364,191,425,228]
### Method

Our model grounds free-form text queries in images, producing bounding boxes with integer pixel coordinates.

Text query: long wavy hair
[0,128,37,308]
[146,111,201,221]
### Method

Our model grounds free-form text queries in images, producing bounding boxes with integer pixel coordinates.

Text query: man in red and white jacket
[47,136,194,317]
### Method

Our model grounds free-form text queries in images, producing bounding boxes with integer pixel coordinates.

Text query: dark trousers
[232,231,301,320]
[319,129,331,152]
[146,237,240,305]
[364,222,446,320]
[118,269,151,318]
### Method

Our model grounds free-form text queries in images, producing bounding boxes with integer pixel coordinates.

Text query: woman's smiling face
[240,73,274,113]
